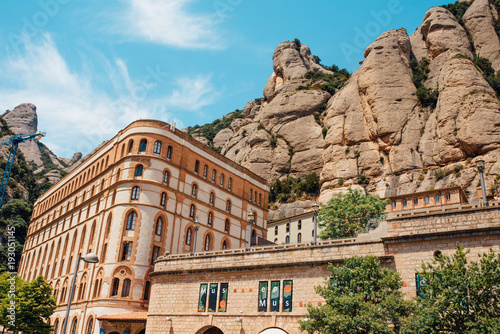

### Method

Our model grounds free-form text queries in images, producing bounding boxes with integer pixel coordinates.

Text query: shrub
[269,135,277,149]
[434,168,446,180]
[357,174,369,185]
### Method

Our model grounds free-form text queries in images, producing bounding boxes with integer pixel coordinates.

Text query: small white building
[267,211,320,245]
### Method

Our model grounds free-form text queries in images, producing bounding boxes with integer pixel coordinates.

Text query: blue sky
[0,0,446,158]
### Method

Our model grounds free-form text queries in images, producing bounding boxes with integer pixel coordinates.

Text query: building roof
[97,312,148,322]
[267,210,315,226]
[384,186,467,201]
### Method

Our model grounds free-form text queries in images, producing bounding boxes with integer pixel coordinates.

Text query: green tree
[300,255,413,334]
[0,275,56,334]
[402,245,500,333]
[318,189,388,239]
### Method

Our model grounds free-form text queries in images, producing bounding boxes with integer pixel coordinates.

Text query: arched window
[254,191,257,203]
[128,140,134,153]
[250,189,253,201]
[274,238,278,243]
[203,165,208,178]
[204,234,211,251]
[153,141,162,154]
[71,318,78,334]
[298,220,302,230]
[195,160,200,174]
[126,211,137,230]
[54,319,59,334]
[226,200,231,213]
[259,193,262,205]
[139,139,147,152]
[274,226,278,235]
[228,177,232,191]
[192,184,197,197]
[131,186,140,200]
[224,219,230,232]
[222,240,227,250]
[144,281,151,301]
[160,192,167,207]
[286,223,290,233]
[135,165,143,177]
[285,235,290,244]
[167,146,173,159]
[163,171,170,185]
[297,233,302,243]
[212,169,216,182]
[220,173,224,187]
[155,217,163,235]
[122,279,131,297]
[111,278,120,296]
[121,241,132,261]
[86,317,94,334]
[208,212,213,226]
[185,227,193,245]
[209,192,215,205]
[189,204,196,218]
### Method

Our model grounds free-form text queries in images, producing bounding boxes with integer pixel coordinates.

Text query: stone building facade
[17,120,269,334]
[147,201,500,334]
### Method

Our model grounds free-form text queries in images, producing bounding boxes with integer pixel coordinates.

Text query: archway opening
[200,327,224,334]
[259,328,288,334]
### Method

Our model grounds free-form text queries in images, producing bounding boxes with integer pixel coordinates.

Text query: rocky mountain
[1,103,82,188]
[190,1,500,218]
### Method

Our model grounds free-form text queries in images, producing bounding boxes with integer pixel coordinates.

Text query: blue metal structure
[0,131,45,208]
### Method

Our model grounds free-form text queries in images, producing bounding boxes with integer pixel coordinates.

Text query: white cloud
[116,0,223,49]
[166,75,222,111]
[0,33,221,158]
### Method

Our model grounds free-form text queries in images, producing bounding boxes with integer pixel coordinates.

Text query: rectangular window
[218,283,228,312]
[270,281,280,312]
[208,283,218,312]
[414,198,418,206]
[198,284,208,312]
[122,242,132,261]
[258,281,268,312]
[282,280,293,312]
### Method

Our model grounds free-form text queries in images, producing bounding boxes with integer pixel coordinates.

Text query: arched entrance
[259,328,288,334]
[199,327,223,334]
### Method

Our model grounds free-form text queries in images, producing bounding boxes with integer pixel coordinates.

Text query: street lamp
[192,218,200,255]
[312,201,319,245]
[247,212,255,251]
[61,253,98,334]
[477,158,488,207]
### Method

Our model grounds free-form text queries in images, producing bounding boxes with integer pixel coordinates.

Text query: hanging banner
[258,281,268,312]
[270,281,280,312]
[416,274,425,299]
[219,283,228,312]
[282,280,293,312]
[208,283,218,312]
[198,284,208,312]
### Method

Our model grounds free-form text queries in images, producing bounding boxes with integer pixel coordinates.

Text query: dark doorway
[203,327,223,334]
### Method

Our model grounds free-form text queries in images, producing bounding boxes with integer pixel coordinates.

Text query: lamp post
[192,218,200,255]
[247,212,255,251]
[312,201,319,245]
[477,158,488,207]
[61,253,98,334]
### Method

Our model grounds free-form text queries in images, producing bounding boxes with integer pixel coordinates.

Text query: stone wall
[147,204,500,334]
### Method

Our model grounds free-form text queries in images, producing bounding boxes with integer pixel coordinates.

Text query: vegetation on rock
[298,70,350,95]
[268,173,320,203]
[410,57,439,108]
[441,1,471,26]
[187,109,244,144]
